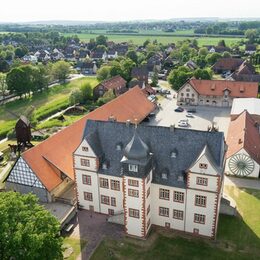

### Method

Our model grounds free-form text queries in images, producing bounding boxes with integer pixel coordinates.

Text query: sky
[0,0,259,23]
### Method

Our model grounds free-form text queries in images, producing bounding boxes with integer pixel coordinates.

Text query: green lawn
[63,32,243,46]
[91,186,260,260]
[0,77,98,139]
[63,237,87,260]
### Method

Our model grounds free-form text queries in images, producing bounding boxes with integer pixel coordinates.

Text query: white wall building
[74,120,226,239]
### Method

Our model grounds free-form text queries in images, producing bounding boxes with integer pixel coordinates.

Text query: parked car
[186,113,194,118]
[178,121,189,127]
[175,107,184,112]
[187,108,196,113]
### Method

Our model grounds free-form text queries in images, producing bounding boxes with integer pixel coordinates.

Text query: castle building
[74,120,226,239]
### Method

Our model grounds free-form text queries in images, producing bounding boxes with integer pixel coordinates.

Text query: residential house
[115,44,128,56]
[225,110,260,178]
[204,45,231,53]
[76,61,98,75]
[131,66,149,84]
[93,75,127,99]
[177,78,258,107]
[22,54,38,64]
[147,55,162,74]
[5,87,155,204]
[212,58,244,74]
[128,80,156,96]
[107,49,118,59]
[51,49,65,61]
[74,120,225,239]
[185,60,198,70]
[90,51,107,61]
[245,44,257,55]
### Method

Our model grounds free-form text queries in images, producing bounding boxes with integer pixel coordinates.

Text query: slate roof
[82,120,225,188]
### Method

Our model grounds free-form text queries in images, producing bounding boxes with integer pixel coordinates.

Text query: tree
[0,192,63,260]
[206,27,213,35]
[0,60,9,72]
[97,66,111,81]
[151,69,159,87]
[97,89,116,105]
[222,51,231,58]
[96,35,107,46]
[218,40,226,47]
[198,47,208,57]
[167,66,193,91]
[52,61,71,82]
[0,73,7,103]
[205,52,222,65]
[245,29,258,43]
[69,89,83,105]
[126,50,138,64]
[194,68,212,80]
[80,82,93,103]
[15,46,28,58]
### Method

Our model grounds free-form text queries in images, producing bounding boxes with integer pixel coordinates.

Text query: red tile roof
[22,87,155,191]
[99,75,126,90]
[226,110,260,164]
[188,79,258,98]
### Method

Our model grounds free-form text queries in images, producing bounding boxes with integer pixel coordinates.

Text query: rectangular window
[81,158,90,167]
[108,209,114,215]
[82,175,91,185]
[159,207,169,217]
[173,191,184,203]
[147,187,150,198]
[196,177,208,186]
[128,179,139,187]
[195,195,207,207]
[82,146,88,152]
[84,192,93,201]
[128,189,139,198]
[111,197,116,207]
[101,195,110,205]
[111,180,120,191]
[129,208,139,218]
[159,188,170,200]
[129,164,138,172]
[199,163,208,169]
[147,205,150,215]
[100,178,109,188]
[194,214,206,224]
[173,210,184,220]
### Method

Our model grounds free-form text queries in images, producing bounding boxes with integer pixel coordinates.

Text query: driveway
[70,210,124,260]
[146,94,231,137]
[224,175,260,190]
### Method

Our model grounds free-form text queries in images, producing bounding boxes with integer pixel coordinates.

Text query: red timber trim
[122,176,128,234]
[96,158,100,171]
[73,155,80,206]
[211,176,222,239]
[141,177,146,238]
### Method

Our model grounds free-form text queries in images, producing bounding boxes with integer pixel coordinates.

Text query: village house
[5,87,155,204]
[131,66,149,85]
[75,61,98,75]
[90,50,107,61]
[21,54,38,64]
[107,49,118,59]
[204,45,231,53]
[245,44,257,55]
[93,75,127,100]
[225,110,260,178]
[177,78,258,107]
[74,120,225,239]
[212,58,244,74]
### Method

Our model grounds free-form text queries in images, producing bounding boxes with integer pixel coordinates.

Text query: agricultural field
[0,77,98,139]
[63,32,244,46]
[91,186,260,260]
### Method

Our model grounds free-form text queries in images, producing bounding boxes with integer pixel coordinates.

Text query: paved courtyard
[69,210,124,259]
[146,94,231,137]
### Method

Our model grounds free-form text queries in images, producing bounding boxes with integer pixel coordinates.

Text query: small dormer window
[82,147,88,152]
[162,173,168,179]
[171,149,177,158]
[116,143,122,151]
[129,164,138,172]
[102,162,108,170]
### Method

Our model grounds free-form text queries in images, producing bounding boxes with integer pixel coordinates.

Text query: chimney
[170,125,175,132]
[108,115,116,122]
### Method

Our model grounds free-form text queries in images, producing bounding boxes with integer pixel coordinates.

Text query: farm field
[91,186,260,260]
[63,32,244,46]
[0,77,98,139]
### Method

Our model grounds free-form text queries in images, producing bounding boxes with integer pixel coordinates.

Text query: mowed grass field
[63,32,243,46]
[91,186,260,260]
[0,77,98,139]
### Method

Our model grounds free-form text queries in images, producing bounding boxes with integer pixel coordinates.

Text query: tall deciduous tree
[0,192,63,260]
[52,61,71,82]
[0,72,7,102]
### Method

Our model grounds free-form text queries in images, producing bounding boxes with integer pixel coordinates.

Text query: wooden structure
[15,116,32,147]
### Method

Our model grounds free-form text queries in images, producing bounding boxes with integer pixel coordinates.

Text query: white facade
[225,149,260,178]
[74,138,223,239]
